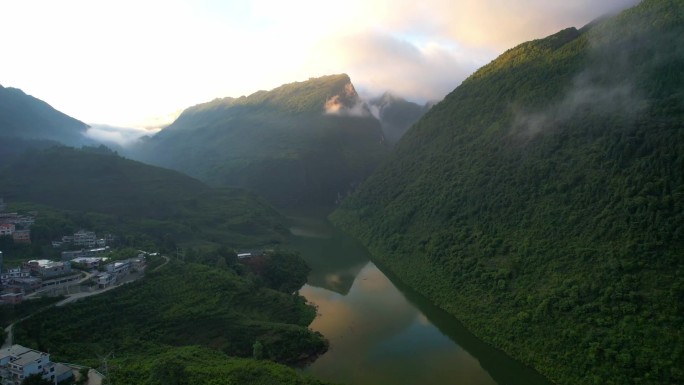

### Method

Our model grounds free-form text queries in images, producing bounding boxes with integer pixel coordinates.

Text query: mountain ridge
[0,85,90,146]
[331,1,684,384]
[130,74,390,207]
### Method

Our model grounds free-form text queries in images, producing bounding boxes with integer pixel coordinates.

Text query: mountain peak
[0,85,89,146]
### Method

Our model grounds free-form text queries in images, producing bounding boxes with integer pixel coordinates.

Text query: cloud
[0,0,641,126]
[309,32,478,103]
[512,72,647,141]
[372,0,642,50]
[84,124,161,147]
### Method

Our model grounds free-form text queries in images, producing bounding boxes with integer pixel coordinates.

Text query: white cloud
[0,0,641,129]
[84,124,160,147]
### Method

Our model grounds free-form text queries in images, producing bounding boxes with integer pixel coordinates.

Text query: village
[0,198,158,384]
[0,198,152,304]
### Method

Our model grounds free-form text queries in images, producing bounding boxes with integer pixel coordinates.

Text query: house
[0,344,73,385]
[96,272,116,288]
[0,267,31,285]
[26,260,72,279]
[105,260,131,276]
[0,214,35,228]
[237,250,265,259]
[70,257,104,269]
[0,223,15,236]
[61,247,109,261]
[40,274,81,289]
[12,230,31,244]
[0,267,41,293]
[73,230,97,248]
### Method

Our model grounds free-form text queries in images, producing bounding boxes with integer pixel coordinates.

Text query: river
[285,210,552,385]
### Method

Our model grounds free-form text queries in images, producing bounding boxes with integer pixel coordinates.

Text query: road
[2,324,13,349]
[153,255,170,272]
[2,256,165,347]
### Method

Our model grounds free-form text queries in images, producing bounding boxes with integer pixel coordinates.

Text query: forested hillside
[15,255,331,384]
[0,146,287,248]
[0,85,89,146]
[368,92,429,145]
[130,74,388,207]
[332,1,684,384]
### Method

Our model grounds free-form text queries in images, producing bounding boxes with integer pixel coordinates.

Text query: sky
[0,0,640,140]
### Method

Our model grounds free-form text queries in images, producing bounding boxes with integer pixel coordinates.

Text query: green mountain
[331,1,684,384]
[14,256,330,384]
[0,146,287,248]
[368,92,430,145]
[131,74,389,207]
[0,85,90,146]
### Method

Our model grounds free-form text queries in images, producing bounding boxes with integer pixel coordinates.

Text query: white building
[70,257,105,269]
[0,344,72,385]
[105,260,131,275]
[61,247,109,261]
[72,230,97,248]
[96,272,116,288]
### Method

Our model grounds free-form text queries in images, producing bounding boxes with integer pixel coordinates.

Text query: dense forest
[367,92,429,146]
[332,1,684,384]
[0,146,288,251]
[130,74,389,207]
[13,251,331,384]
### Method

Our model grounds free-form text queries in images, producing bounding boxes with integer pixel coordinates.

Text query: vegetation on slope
[0,85,89,146]
[0,146,288,249]
[14,253,330,383]
[367,92,429,145]
[132,74,388,207]
[332,1,684,384]
[109,345,332,385]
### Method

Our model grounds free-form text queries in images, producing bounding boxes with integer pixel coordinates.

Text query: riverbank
[285,210,552,385]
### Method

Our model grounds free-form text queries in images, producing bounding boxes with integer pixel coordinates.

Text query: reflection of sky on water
[288,212,550,385]
[302,262,497,385]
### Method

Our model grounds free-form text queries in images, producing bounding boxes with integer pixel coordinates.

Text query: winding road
[2,255,168,348]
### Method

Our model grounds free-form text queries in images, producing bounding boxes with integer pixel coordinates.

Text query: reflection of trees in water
[301,263,418,365]
[380,260,552,385]
[288,218,369,295]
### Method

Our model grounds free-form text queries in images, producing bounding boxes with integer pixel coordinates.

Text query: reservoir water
[286,211,552,385]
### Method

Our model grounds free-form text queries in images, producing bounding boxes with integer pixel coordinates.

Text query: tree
[252,340,264,360]
[148,357,187,385]
[20,373,52,385]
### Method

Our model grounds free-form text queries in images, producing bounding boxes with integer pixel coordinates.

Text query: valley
[287,211,552,385]
[1,1,682,385]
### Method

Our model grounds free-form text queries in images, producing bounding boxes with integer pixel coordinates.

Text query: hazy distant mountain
[332,1,684,384]
[131,74,389,207]
[368,92,430,145]
[0,84,90,146]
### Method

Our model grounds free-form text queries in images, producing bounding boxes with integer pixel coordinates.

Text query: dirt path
[153,255,170,272]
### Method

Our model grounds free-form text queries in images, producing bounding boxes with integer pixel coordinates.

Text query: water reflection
[287,212,551,385]
[287,213,367,295]
[301,262,497,385]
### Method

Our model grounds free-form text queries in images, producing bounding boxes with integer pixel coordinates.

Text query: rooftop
[0,345,31,361]
[12,350,45,366]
